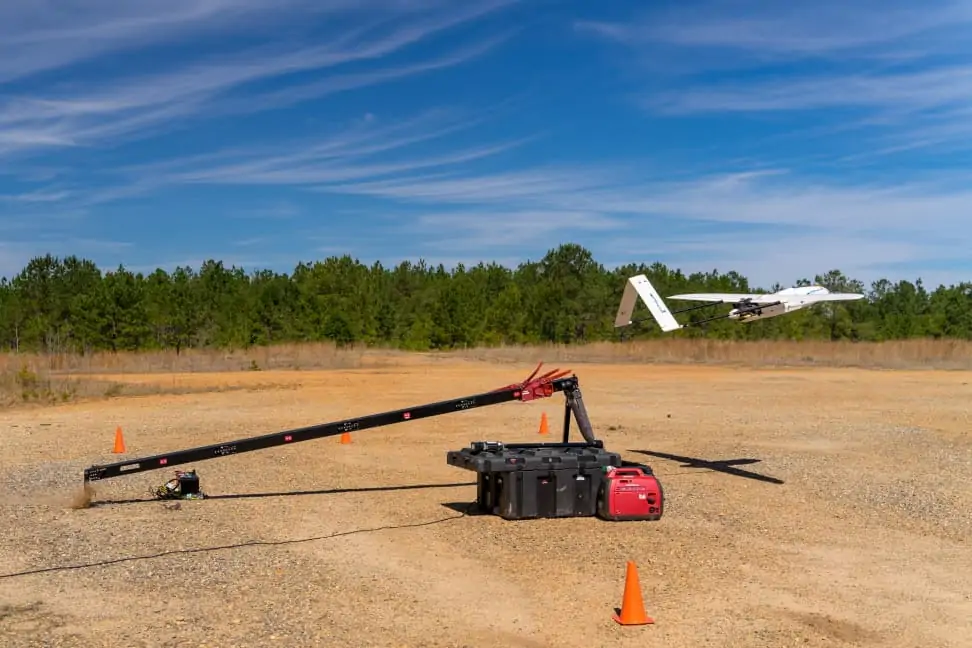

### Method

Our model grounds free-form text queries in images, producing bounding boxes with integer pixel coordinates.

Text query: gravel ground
[1,360,971,647]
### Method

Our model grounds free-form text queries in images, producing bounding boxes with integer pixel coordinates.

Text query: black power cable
[0,503,475,580]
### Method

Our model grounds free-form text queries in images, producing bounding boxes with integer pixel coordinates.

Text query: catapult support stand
[561,380,596,445]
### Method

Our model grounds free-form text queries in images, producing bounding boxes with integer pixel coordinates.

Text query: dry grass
[0,342,382,408]
[2,338,970,409]
[443,338,972,370]
[0,366,303,409]
[1,341,380,375]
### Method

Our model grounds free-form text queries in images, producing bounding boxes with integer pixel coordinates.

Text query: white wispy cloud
[59,105,528,206]
[5,1,969,288]
[32,81,960,285]
[0,189,73,203]
[577,0,972,158]
[0,0,292,84]
[601,232,962,290]
[160,139,530,186]
[0,0,477,84]
[102,104,970,283]
[0,0,517,159]
[577,1,972,61]
[643,67,972,115]
[322,164,971,231]
[317,163,972,285]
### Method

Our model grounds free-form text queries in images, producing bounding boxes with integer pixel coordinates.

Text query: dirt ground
[1,357,970,647]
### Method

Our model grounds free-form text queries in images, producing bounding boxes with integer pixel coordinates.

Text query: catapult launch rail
[82,364,599,484]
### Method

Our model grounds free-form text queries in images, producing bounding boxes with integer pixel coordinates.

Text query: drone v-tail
[614,274,864,333]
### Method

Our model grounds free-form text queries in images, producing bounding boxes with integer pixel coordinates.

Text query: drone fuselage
[728,286,829,322]
[728,301,789,321]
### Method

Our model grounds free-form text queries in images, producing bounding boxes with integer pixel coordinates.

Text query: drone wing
[668,292,780,304]
[614,274,683,332]
[792,292,864,303]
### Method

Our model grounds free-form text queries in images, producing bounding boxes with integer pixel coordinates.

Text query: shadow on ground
[630,449,785,484]
[441,501,490,516]
[89,481,477,506]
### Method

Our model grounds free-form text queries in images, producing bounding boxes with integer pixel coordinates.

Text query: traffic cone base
[612,610,654,626]
[340,431,351,444]
[112,426,126,454]
[613,561,654,625]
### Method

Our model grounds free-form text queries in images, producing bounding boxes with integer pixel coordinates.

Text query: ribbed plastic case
[447,443,623,520]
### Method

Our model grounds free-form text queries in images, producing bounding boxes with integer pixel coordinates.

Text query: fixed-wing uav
[614,274,864,332]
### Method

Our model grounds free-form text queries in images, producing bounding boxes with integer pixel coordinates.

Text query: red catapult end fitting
[493,361,572,401]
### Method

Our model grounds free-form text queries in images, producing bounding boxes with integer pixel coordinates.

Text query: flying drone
[614,274,864,333]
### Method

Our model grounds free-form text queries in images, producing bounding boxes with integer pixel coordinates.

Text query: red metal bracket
[494,361,572,402]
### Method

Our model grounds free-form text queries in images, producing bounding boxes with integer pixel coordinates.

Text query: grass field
[0,344,970,646]
[3,338,972,409]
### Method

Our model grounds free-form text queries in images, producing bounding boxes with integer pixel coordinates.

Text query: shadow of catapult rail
[630,450,785,485]
[88,481,477,507]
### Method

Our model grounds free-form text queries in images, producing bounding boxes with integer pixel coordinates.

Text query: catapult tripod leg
[564,384,597,444]
[562,396,572,443]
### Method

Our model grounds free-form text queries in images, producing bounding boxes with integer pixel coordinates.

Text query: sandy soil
[1,358,971,647]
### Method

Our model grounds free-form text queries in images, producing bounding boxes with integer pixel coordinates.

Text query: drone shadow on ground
[88,481,477,507]
[631,450,785,485]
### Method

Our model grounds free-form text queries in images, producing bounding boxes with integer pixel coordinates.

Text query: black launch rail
[82,363,600,485]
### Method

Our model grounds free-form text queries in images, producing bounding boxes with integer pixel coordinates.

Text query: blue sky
[1,0,971,290]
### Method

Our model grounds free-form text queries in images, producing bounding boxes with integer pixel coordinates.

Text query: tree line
[0,243,969,354]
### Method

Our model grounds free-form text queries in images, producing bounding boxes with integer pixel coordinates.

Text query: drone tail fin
[614,274,682,332]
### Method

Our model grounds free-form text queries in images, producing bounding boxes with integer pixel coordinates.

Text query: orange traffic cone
[112,426,126,454]
[613,561,654,625]
[538,412,549,435]
[340,431,351,444]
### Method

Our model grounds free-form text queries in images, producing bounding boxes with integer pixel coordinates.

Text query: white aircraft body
[614,274,864,332]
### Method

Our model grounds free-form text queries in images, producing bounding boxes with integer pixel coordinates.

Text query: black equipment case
[446,441,624,520]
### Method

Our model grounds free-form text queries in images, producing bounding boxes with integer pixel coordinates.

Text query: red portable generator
[596,465,664,521]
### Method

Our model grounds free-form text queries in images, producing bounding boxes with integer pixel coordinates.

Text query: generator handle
[610,468,645,478]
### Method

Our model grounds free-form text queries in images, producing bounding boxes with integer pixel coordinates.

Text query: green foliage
[0,244,970,353]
